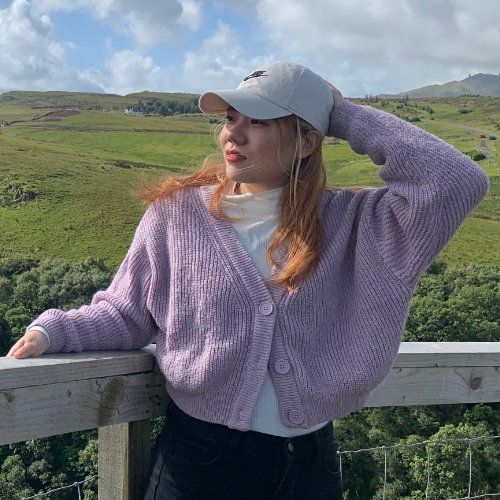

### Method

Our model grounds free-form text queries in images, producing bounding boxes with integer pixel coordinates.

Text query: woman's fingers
[325,82,344,137]
[7,330,49,359]
[6,337,25,357]
[326,81,344,108]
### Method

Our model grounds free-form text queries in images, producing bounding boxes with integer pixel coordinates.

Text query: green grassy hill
[0,89,200,108]
[0,91,498,268]
[379,72,500,98]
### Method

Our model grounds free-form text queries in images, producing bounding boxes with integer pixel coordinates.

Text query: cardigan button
[289,409,304,424]
[274,359,290,374]
[258,301,274,315]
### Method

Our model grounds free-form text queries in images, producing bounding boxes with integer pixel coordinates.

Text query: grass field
[0,91,498,268]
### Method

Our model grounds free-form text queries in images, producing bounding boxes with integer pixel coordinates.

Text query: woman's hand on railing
[7,330,49,359]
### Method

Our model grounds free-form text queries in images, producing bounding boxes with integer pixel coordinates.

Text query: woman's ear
[299,129,323,159]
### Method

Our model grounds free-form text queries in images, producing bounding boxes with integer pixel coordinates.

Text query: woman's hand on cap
[326,82,343,109]
[325,82,344,137]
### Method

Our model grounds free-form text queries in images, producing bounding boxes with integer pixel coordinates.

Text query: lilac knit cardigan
[29,100,489,431]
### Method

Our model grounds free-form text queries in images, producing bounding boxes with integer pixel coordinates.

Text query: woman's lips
[225,150,246,162]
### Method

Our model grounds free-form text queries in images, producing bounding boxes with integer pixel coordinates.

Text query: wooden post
[98,419,152,500]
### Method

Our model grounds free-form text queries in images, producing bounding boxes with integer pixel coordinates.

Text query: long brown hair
[140,116,326,292]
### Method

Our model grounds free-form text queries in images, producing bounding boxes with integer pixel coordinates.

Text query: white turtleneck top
[222,186,328,436]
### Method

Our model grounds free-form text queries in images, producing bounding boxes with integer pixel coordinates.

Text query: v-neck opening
[198,185,287,305]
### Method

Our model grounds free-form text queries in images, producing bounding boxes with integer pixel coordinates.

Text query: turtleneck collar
[222,185,284,218]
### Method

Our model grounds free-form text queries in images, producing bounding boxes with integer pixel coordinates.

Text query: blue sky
[0,0,499,97]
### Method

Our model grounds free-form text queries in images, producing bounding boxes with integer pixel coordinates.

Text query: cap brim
[199,89,293,120]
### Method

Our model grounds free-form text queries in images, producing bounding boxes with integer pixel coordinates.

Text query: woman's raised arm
[328,99,490,285]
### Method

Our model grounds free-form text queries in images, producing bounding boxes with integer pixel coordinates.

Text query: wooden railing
[1,342,500,499]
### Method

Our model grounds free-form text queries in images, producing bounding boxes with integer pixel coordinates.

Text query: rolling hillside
[0,91,498,268]
[379,72,500,98]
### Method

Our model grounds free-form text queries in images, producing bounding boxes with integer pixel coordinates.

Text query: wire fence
[20,475,97,500]
[338,434,500,500]
[16,435,500,499]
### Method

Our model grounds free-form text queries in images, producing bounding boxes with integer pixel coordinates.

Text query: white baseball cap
[199,61,334,136]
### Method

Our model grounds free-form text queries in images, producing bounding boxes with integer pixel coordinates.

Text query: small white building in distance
[124,109,144,115]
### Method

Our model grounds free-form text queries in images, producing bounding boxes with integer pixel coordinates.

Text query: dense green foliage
[469,150,487,161]
[0,258,112,499]
[335,261,500,499]
[0,431,98,500]
[0,259,499,498]
[404,263,500,343]
[0,258,113,346]
[132,96,200,116]
[337,404,500,499]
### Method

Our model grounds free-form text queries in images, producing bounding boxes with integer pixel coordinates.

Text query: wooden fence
[1,342,500,499]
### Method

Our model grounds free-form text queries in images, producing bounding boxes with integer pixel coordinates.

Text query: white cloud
[34,0,198,48]
[0,0,267,95]
[120,0,184,47]
[0,0,102,92]
[96,50,169,95]
[2,0,498,97]
[254,0,500,95]
[180,21,272,93]
[179,0,202,31]
[88,21,274,95]
[213,0,257,14]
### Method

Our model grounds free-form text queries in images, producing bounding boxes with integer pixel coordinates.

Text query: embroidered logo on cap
[243,70,267,81]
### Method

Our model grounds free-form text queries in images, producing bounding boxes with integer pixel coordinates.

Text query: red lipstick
[225,149,247,162]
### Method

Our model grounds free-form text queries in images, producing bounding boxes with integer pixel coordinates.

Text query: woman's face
[219,107,297,194]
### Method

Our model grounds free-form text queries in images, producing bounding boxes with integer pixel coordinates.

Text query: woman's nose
[226,122,247,144]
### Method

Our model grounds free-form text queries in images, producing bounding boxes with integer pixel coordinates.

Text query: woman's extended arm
[7,206,160,358]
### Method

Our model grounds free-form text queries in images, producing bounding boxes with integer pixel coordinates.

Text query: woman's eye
[225,115,235,122]
[251,119,266,125]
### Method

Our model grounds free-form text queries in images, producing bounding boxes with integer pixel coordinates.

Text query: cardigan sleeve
[27,207,159,353]
[328,100,490,285]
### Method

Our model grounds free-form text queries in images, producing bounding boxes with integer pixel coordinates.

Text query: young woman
[8,62,489,499]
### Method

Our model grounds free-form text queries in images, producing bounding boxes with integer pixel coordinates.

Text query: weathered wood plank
[98,420,152,500]
[2,343,499,392]
[2,342,500,447]
[393,342,500,367]
[0,372,163,446]
[366,366,500,407]
[0,346,156,390]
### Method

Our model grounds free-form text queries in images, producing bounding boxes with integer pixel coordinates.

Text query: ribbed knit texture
[29,100,490,431]
[222,187,327,436]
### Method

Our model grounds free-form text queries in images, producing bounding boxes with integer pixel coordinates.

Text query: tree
[2,259,499,499]
[0,277,13,304]
[404,264,500,342]
[335,263,500,499]
[4,306,33,344]
[0,257,114,354]
[468,150,486,161]
[0,258,113,498]
[0,455,35,499]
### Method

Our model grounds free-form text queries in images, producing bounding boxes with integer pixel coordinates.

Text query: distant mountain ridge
[379,72,500,98]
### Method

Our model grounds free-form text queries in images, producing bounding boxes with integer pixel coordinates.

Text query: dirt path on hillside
[480,138,492,159]
[425,119,499,138]
[33,110,80,121]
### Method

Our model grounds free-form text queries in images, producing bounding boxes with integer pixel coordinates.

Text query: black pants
[143,401,343,499]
